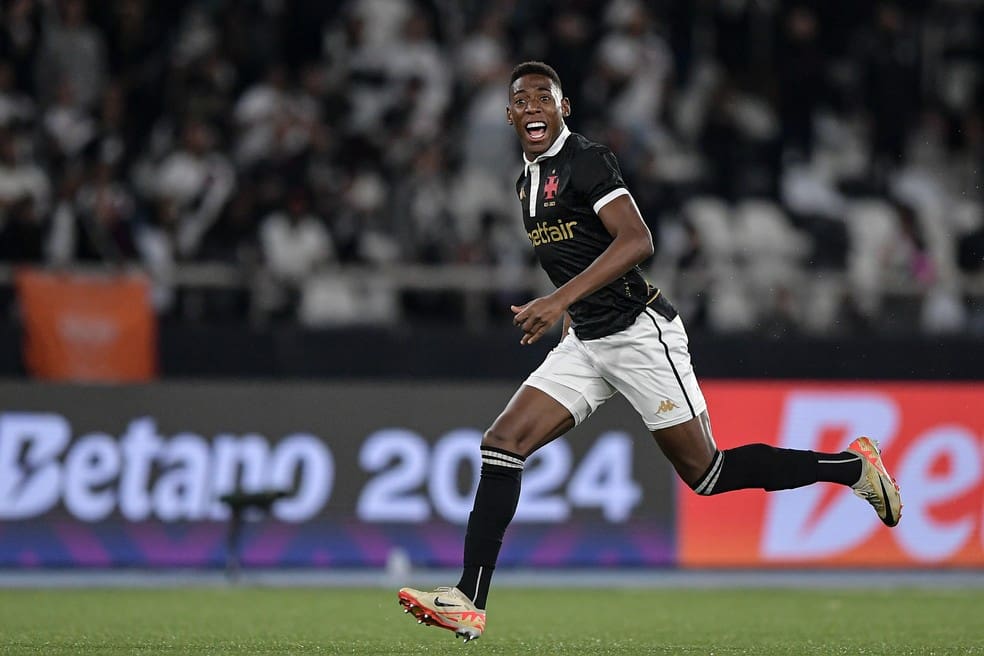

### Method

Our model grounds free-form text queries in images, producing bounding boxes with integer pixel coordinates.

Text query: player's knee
[482,426,524,455]
[666,452,715,491]
[673,461,708,489]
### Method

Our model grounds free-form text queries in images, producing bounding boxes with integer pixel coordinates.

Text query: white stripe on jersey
[592,187,630,214]
[529,163,540,218]
[523,127,572,219]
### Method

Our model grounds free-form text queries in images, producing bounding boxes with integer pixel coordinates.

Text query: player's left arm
[512,194,653,344]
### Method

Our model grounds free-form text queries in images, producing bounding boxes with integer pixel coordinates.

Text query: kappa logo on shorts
[657,399,679,414]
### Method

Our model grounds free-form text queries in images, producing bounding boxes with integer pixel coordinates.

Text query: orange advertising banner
[680,382,984,567]
[15,269,157,382]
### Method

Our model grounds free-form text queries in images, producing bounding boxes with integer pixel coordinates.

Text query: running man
[398,61,902,642]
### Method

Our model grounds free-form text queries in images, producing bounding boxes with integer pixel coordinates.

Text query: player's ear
[561,98,572,118]
[506,106,513,124]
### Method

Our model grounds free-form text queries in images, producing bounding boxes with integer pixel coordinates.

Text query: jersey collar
[524,125,571,175]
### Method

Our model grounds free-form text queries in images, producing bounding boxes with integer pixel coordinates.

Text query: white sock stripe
[481,450,525,467]
[818,455,862,464]
[693,459,717,494]
[482,454,524,469]
[474,566,483,603]
[703,452,725,494]
[694,451,724,495]
[481,448,523,461]
[481,448,524,463]
[817,453,861,465]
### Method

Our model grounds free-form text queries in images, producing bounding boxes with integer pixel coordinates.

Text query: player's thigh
[595,310,707,432]
[484,385,575,457]
[650,411,717,486]
[587,308,714,484]
[487,335,615,457]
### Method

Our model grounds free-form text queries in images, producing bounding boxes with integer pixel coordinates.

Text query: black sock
[692,444,862,495]
[456,446,525,609]
[815,450,864,485]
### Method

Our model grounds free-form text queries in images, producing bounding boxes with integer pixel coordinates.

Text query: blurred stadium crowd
[0,0,981,335]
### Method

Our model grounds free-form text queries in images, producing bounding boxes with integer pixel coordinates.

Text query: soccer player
[398,61,902,642]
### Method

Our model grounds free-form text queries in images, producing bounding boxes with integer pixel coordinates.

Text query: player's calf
[687,440,901,526]
[687,444,858,495]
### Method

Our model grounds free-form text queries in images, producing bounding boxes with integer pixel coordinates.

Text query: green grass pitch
[0,587,981,655]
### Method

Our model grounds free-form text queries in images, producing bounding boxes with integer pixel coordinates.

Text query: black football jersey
[516,128,653,339]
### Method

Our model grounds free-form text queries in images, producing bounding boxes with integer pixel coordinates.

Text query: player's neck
[523,125,570,165]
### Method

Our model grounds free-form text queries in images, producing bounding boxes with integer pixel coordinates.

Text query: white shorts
[524,308,707,431]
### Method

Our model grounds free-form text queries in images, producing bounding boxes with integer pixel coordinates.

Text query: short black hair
[510,61,562,92]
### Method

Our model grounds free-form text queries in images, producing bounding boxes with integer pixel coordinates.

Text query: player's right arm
[512,194,652,344]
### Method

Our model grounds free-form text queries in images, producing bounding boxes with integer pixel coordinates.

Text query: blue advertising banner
[0,382,675,568]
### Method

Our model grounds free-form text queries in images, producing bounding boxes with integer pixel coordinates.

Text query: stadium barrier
[0,380,979,568]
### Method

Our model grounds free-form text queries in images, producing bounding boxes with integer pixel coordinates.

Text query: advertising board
[3,380,979,568]
[679,382,983,567]
[0,382,673,567]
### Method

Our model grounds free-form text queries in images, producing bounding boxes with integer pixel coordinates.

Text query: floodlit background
[0,0,982,617]
[0,0,981,337]
[0,1,981,653]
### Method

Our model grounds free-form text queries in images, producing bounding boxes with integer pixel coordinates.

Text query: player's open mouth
[525,121,548,142]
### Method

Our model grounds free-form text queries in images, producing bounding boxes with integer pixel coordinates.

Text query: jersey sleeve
[571,146,630,215]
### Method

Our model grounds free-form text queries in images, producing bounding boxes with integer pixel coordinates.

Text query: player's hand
[510,294,568,345]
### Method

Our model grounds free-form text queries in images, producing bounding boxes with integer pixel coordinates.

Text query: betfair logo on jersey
[528,219,578,247]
